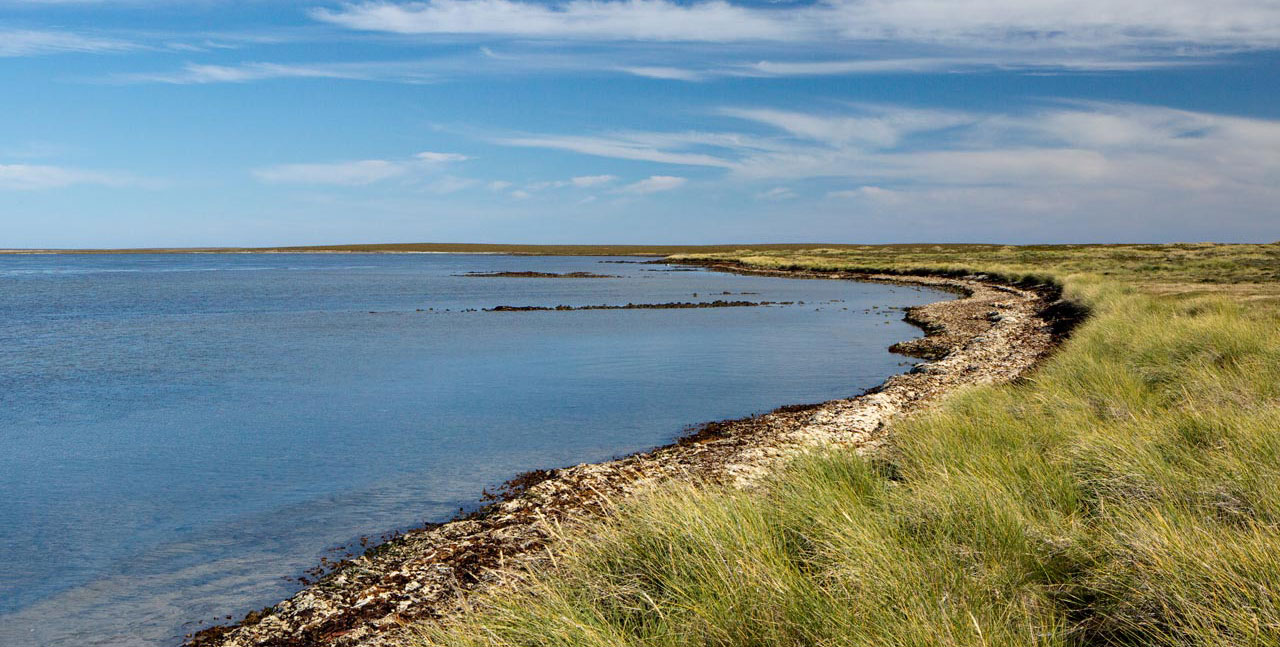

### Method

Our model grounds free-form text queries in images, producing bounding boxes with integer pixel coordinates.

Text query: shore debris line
[455,271,620,278]
[187,265,1070,647]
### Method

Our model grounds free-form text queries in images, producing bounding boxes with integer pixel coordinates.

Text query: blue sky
[1,0,1278,247]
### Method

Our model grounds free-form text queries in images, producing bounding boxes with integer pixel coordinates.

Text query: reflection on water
[0,253,950,646]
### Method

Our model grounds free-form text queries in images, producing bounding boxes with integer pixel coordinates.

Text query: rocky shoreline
[187,263,1076,647]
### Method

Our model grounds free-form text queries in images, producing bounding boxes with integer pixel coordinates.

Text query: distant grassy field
[422,242,1280,647]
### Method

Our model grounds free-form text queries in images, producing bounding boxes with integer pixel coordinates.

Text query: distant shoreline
[0,249,513,255]
[0,242,1016,257]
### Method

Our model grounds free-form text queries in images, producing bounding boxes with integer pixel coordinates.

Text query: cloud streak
[0,164,138,190]
[499,133,736,168]
[625,56,1204,82]
[253,151,469,185]
[298,0,1274,86]
[115,60,439,84]
[571,174,615,187]
[493,101,1280,221]
[617,175,686,193]
[313,0,801,42]
[316,0,1280,51]
[0,29,136,57]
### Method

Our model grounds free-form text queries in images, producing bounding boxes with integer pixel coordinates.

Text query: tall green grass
[422,252,1280,647]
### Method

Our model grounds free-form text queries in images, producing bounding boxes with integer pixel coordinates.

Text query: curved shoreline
[188,265,1071,647]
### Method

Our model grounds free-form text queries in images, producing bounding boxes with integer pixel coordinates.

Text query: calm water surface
[0,253,950,646]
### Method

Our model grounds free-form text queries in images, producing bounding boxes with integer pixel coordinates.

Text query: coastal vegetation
[421,243,1280,646]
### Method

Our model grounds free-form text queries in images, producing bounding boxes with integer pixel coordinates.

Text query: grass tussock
[422,244,1280,647]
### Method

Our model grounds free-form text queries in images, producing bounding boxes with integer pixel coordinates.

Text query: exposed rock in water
[484,300,781,312]
[455,271,620,278]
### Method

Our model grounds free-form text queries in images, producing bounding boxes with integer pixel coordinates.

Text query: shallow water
[0,253,950,646]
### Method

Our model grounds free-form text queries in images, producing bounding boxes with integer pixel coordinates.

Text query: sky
[1,0,1279,247]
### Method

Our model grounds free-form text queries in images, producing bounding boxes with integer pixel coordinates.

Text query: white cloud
[492,101,1280,227]
[96,40,1223,92]
[613,56,1202,83]
[499,133,735,167]
[312,0,801,42]
[0,29,135,57]
[517,174,618,193]
[620,66,706,81]
[824,0,1280,50]
[315,0,1280,51]
[510,189,531,199]
[116,61,437,85]
[570,174,616,187]
[733,57,1195,77]
[826,186,905,203]
[721,105,974,148]
[253,160,408,185]
[618,175,686,194]
[486,180,512,191]
[739,58,960,76]
[416,151,470,162]
[755,187,795,200]
[0,164,135,190]
[526,179,568,190]
[253,151,469,185]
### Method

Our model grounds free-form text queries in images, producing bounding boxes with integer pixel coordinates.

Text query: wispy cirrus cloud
[523,174,618,191]
[111,52,1206,87]
[114,59,439,84]
[755,186,795,201]
[0,28,136,56]
[0,163,140,190]
[415,151,469,162]
[570,174,616,187]
[253,151,469,185]
[726,102,1280,193]
[300,0,1272,85]
[498,133,736,168]
[315,0,1280,51]
[253,159,410,185]
[826,186,903,202]
[312,0,801,42]
[620,56,1204,82]
[493,101,1280,217]
[617,175,686,194]
[618,66,709,81]
[719,105,975,148]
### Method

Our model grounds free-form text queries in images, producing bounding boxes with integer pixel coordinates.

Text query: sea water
[0,253,950,646]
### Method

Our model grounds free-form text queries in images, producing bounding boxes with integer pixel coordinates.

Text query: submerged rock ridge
[484,300,775,311]
[456,271,620,278]
[186,266,1068,647]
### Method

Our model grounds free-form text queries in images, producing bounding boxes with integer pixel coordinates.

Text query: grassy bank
[421,243,1280,647]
